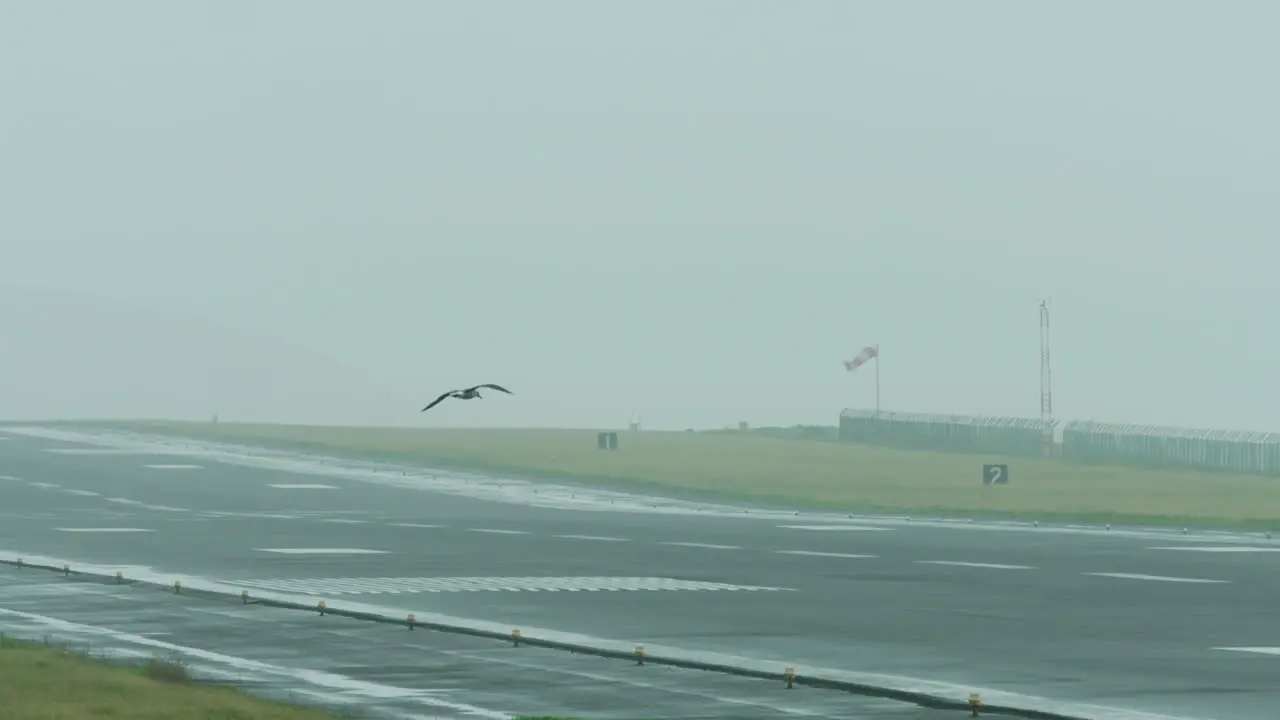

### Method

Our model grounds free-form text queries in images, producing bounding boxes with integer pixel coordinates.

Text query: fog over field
[2,2,1277,431]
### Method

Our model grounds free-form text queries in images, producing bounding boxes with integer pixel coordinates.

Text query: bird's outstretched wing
[420,390,457,412]
[475,383,513,395]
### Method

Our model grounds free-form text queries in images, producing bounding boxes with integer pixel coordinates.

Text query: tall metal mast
[1039,299,1053,458]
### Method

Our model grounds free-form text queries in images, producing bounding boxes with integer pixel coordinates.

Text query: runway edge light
[635,645,645,665]
[173,580,181,594]
[783,667,796,689]
[407,613,415,630]
[317,600,326,616]
[511,629,521,647]
[969,692,981,716]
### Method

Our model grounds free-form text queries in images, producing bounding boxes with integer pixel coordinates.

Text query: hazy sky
[2,2,1277,431]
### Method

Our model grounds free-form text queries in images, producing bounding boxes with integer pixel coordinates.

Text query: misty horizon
[3,2,1277,432]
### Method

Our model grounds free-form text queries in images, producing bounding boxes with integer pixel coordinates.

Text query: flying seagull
[421,384,514,412]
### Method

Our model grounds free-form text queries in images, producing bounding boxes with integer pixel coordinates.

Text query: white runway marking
[268,483,337,489]
[40,448,153,455]
[64,489,100,497]
[660,542,741,550]
[0,475,22,481]
[443,648,826,719]
[1085,572,1227,584]
[202,511,298,520]
[106,498,143,506]
[54,528,154,533]
[466,528,530,535]
[1148,545,1280,553]
[1216,647,1280,656]
[233,575,790,596]
[321,519,368,524]
[144,464,203,470]
[29,482,60,489]
[917,561,1035,570]
[776,524,889,532]
[387,523,443,529]
[0,606,513,720]
[255,548,389,555]
[775,550,877,559]
[554,534,629,542]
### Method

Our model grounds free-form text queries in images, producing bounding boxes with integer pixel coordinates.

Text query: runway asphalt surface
[2,426,1278,720]
[0,568,953,720]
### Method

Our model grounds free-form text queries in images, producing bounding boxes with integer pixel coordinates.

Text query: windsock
[843,345,878,372]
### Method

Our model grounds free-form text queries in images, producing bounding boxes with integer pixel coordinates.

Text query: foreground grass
[0,634,341,720]
[88,420,1280,531]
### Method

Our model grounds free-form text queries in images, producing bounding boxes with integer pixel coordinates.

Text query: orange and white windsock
[843,345,878,372]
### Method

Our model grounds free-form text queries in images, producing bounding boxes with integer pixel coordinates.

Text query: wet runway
[2,425,1275,720]
[0,568,954,720]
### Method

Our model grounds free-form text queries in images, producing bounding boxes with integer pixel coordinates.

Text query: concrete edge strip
[0,606,511,719]
[0,552,1202,720]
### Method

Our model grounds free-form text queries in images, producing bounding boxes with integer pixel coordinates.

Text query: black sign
[983,464,1009,485]
[597,432,618,451]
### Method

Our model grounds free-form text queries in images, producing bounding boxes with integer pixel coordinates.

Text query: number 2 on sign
[988,465,1003,484]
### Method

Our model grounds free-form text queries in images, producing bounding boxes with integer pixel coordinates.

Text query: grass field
[82,419,1280,531]
[0,634,341,720]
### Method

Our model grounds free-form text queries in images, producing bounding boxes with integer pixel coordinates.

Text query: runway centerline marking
[55,528,154,533]
[917,561,1035,570]
[1148,546,1280,553]
[387,523,443,529]
[40,448,154,455]
[106,498,143,505]
[554,535,629,542]
[660,542,741,550]
[321,519,369,524]
[1084,572,1227,584]
[203,511,298,520]
[267,484,338,490]
[776,524,889,532]
[776,550,877,559]
[1215,647,1280,656]
[466,528,530,535]
[144,464,203,470]
[255,548,389,555]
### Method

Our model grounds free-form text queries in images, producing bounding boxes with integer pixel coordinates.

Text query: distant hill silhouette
[0,286,401,424]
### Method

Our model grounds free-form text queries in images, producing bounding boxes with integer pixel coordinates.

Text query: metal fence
[837,409,1280,475]
[1060,421,1280,475]
[838,409,1054,458]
